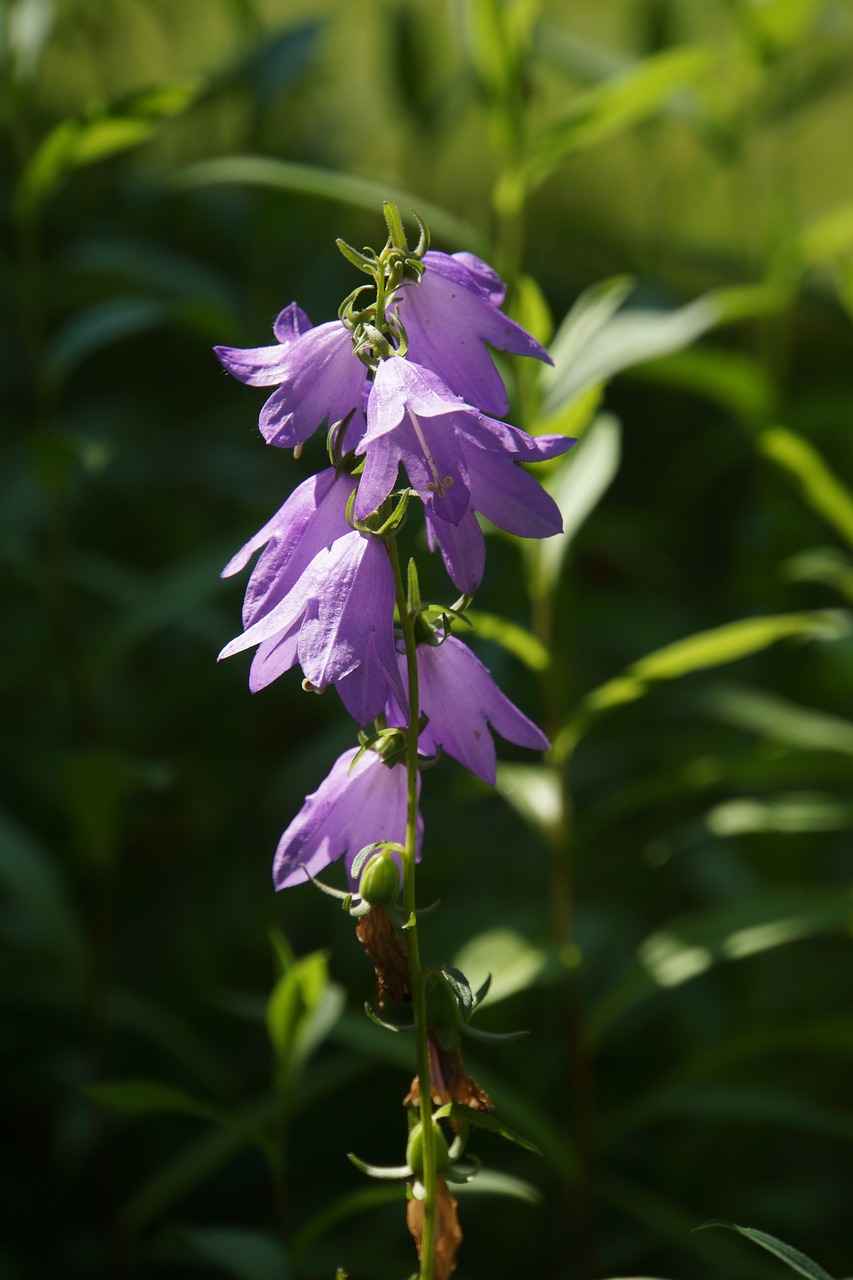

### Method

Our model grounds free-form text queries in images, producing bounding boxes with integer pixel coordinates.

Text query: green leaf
[46,298,172,387]
[452,927,556,1006]
[689,681,853,756]
[629,345,776,425]
[347,1152,411,1179]
[464,609,550,670]
[180,157,486,255]
[761,427,853,551]
[509,44,713,198]
[17,80,199,216]
[495,764,562,835]
[86,1080,222,1124]
[800,201,853,265]
[557,610,850,757]
[697,1222,836,1280]
[266,951,345,1083]
[592,887,853,1037]
[453,1168,542,1203]
[432,1103,542,1155]
[291,1186,406,1257]
[782,546,853,604]
[178,1226,290,1280]
[0,810,86,981]
[543,283,783,417]
[532,412,621,595]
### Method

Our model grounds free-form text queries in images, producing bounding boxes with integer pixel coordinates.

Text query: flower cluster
[217,208,574,890]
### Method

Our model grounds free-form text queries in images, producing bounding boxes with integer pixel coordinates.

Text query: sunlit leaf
[532,412,621,595]
[453,927,557,1006]
[507,44,713,199]
[697,1221,836,1280]
[592,887,853,1037]
[453,1168,542,1203]
[781,546,853,604]
[495,764,562,835]
[688,682,853,756]
[181,157,486,254]
[17,80,200,216]
[266,951,345,1085]
[543,283,782,418]
[800,201,853,265]
[761,427,853,550]
[178,1226,290,1280]
[557,611,849,757]
[465,609,550,670]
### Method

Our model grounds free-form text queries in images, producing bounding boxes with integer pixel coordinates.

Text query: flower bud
[359,851,400,906]
[406,1120,450,1178]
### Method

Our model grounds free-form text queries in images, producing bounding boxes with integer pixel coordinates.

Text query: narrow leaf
[432,1103,542,1155]
[761,427,853,550]
[697,1222,836,1280]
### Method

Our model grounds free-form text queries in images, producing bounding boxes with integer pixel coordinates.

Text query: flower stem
[387,537,436,1280]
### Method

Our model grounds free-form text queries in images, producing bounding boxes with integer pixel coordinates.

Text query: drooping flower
[353,356,574,589]
[215,305,369,452]
[394,250,551,417]
[273,747,420,889]
[387,634,548,784]
[219,469,403,718]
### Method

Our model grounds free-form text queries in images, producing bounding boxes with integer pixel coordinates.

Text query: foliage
[3,0,853,1277]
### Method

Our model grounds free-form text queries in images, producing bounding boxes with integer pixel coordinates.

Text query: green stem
[387,538,436,1280]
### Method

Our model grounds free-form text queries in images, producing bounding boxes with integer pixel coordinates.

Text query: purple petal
[273,748,415,889]
[467,447,565,539]
[249,628,302,692]
[259,322,368,450]
[215,342,295,388]
[414,636,547,783]
[273,302,312,344]
[425,508,486,594]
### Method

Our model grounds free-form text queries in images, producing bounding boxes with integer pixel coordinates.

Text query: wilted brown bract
[355,904,411,1008]
[406,1177,463,1280]
[405,1034,493,1123]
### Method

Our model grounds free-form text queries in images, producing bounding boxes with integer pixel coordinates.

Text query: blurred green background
[3,1,853,1278]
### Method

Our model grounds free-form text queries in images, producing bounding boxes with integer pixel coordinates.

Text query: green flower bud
[406,1120,450,1178]
[359,851,400,907]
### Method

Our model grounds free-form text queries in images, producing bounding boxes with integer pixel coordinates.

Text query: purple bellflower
[215,304,369,452]
[386,634,548,785]
[394,251,551,417]
[274,747,420,890]
[219,468,403,719]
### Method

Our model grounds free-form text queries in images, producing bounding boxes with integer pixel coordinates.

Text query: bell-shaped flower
[274,747,421,890]
[219,468,403,719]
[387,635,548,784]
[394,250,550,417]
[215,303,369,452]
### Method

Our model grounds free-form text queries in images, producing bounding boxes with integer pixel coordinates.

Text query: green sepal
[445,1155,482,1184]
[383,201,408,251]
[472,974,492,1008]
[299,864,350,902]
[411,209,431,258]
[460,1024,530,1043]
[350,842,386,881]
[336,238,378,276]
[432,1104,543,1155]
[364,1002,415,1033]
[407,557,421,614]
[347,1151,412,1180]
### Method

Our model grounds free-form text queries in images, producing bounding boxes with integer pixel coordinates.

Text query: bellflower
[395,250,551,417]
[215,304,369,452]
[219,470,403,717]
[387,635,548,785]
[274,747,421,890]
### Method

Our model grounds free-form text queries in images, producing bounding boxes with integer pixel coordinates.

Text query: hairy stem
[388,538,436,1280]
